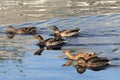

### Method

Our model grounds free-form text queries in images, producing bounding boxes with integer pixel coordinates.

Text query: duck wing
[61,29,78,33]
[87,57,109,68]
[60,29,80,37]
[18,27,28,32]
[27,27,37,34]
[45,38,64,46]
[88,57,109,63]
[69,29,80,32]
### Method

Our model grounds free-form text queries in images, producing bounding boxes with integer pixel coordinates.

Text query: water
[0,0,120,80]
[0,14,120,80]
[0,0,120,25]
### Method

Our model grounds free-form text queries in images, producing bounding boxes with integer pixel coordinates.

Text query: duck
[63,51,97,61]
[34,35,66,49]
[6,26,37,34]
[50,25,80,37]
[76,57,109,71]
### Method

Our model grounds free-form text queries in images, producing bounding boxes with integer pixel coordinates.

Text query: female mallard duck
[63,51,97,60]
[6,26,37,34]
[50,25,80,37]
[34,35,66,49]
[76,57,109,71]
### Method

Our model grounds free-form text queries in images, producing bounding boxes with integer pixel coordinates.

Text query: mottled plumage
[6,26,37,34]
[50,25,80,37]
[76,57,109,70]
[63,51,97,60]
[34,35,66,49]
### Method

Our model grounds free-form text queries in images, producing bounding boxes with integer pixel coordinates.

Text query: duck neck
[54,30,61,37]
[37,37,44,43]
[55,30,60,33]
[66,52,74,60]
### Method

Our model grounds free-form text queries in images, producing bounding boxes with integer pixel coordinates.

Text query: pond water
[0,13,120,80]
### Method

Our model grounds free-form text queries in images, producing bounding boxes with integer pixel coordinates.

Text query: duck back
[87,57,109,68]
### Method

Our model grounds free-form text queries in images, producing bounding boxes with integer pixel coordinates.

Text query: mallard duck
[74,57,109,74]
[6,26,37,34]
[76,57,109,71]
[34,35,66,49]
[63,51,97,61]
[50,25,80,37]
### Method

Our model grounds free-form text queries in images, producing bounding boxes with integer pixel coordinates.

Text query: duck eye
[89,54,92,56]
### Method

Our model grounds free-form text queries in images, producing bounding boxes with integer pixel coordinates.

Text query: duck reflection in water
[6,32,16,39]
[62,51,110,74]
[34,46,44,55]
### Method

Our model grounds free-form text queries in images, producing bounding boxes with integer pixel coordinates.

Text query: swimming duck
[34,35,66,49]
[6,26,37,34]
[73,57,109,74]
[76,57,109,71]
[63,51,97,61]
[50,25,80,37]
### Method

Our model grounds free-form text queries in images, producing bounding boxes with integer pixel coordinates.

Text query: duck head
[6,26,16,33]
[50,25,59,32]
[83,52,97,60]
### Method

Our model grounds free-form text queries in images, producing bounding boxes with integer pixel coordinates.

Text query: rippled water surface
[0,0,120,25]
[0,0,120,79]
[0,14,120,80]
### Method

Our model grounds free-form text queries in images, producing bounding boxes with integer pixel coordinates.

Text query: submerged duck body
[50,25,80,37]
[34,35,66,49]
[6,26,37,34]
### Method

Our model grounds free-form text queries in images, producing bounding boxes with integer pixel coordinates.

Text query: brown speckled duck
[34,35,66,49]
[50,25,80,37]
[6,26,37,34]
[63,51,97,60]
